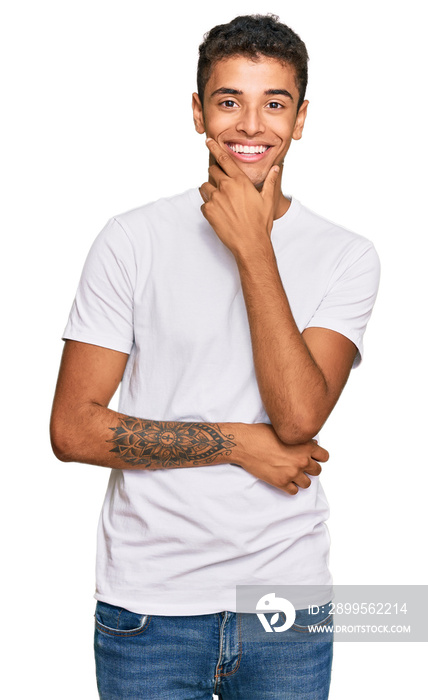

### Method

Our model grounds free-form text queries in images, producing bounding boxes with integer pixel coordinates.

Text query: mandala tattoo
[108,418,236,468]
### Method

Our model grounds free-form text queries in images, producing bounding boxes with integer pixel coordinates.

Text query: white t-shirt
[63,188,380,615]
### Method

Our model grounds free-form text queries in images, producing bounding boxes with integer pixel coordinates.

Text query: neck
[273,193,291,220]
[270,164,290,220]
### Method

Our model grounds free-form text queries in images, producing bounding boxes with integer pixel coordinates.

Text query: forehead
[205,54,298,98]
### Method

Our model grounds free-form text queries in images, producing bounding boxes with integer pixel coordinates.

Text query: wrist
[234,240,276,270]
[225,422,249,468]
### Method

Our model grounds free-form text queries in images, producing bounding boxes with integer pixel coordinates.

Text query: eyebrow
[265,89,294,101]
[210,87,294,101]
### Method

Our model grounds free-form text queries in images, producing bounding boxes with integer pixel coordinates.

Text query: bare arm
[50,340,329,495]
[235,249,357,443]
[200,139,357,444]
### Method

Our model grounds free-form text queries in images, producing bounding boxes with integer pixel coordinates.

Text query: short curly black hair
[197,14,309,112]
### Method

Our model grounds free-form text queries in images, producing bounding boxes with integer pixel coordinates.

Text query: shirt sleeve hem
[304,319,363,368]
[62,329,133,355]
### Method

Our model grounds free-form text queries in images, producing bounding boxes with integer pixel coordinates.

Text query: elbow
[50,434,74,463]
[50,416,77,462]
[274,412,324,445]
[51,445,73,463]
[276,427,317,445]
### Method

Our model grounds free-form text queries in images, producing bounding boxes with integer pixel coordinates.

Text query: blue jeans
[94,601,333,699]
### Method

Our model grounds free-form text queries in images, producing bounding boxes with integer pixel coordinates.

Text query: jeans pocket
[95,601,151,637]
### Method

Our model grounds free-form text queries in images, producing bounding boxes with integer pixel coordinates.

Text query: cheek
[203,111,236,138]
[276,134,293,157]
[208,122,229,139]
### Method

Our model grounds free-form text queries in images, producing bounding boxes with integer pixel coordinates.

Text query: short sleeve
[63,217,136,354]
[305,242,380,367]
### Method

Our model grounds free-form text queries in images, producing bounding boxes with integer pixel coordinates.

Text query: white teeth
[228,143,269,154]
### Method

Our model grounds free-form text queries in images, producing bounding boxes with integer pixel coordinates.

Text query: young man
[51,15,379,700]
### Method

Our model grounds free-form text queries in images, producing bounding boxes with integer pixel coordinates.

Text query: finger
[208,163,229,187]
[312,445,329,462]
[293,473,312,489]
[199,182,216,202]
[206,138,242,177]
[304,459,322,477]
[260,165,280,201]
[284,482,299,496]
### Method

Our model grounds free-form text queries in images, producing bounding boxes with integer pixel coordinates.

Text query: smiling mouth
[225,142,272,161]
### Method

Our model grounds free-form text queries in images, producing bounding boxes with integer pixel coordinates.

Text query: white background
[2,0,427,697]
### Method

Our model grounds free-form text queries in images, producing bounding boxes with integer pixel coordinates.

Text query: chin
[239,167,268,189]
[252,175,268,191]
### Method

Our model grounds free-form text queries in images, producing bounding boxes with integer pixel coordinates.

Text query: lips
[225,141,272,162]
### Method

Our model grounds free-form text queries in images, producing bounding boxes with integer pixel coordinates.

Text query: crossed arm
[50,291,353,497]
[50,340,330,495]
[198,138,358,444]
[50,139,357,495]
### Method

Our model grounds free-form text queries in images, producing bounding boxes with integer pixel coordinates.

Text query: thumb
[261,165,281,201]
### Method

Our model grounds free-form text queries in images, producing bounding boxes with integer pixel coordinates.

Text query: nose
[236,106,265,137]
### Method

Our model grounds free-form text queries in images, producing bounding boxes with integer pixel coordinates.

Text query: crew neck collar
[190,187,300,231]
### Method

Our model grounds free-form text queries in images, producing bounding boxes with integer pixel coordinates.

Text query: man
[51,14,379,700]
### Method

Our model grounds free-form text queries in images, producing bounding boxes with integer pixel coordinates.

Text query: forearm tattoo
[108,417,236,468]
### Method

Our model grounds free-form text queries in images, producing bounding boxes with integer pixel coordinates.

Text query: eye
[220,99,238,108]
[267,101,283,110]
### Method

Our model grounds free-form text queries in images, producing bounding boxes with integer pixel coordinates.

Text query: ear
[192,92,206,134]
[292,100,309,141]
